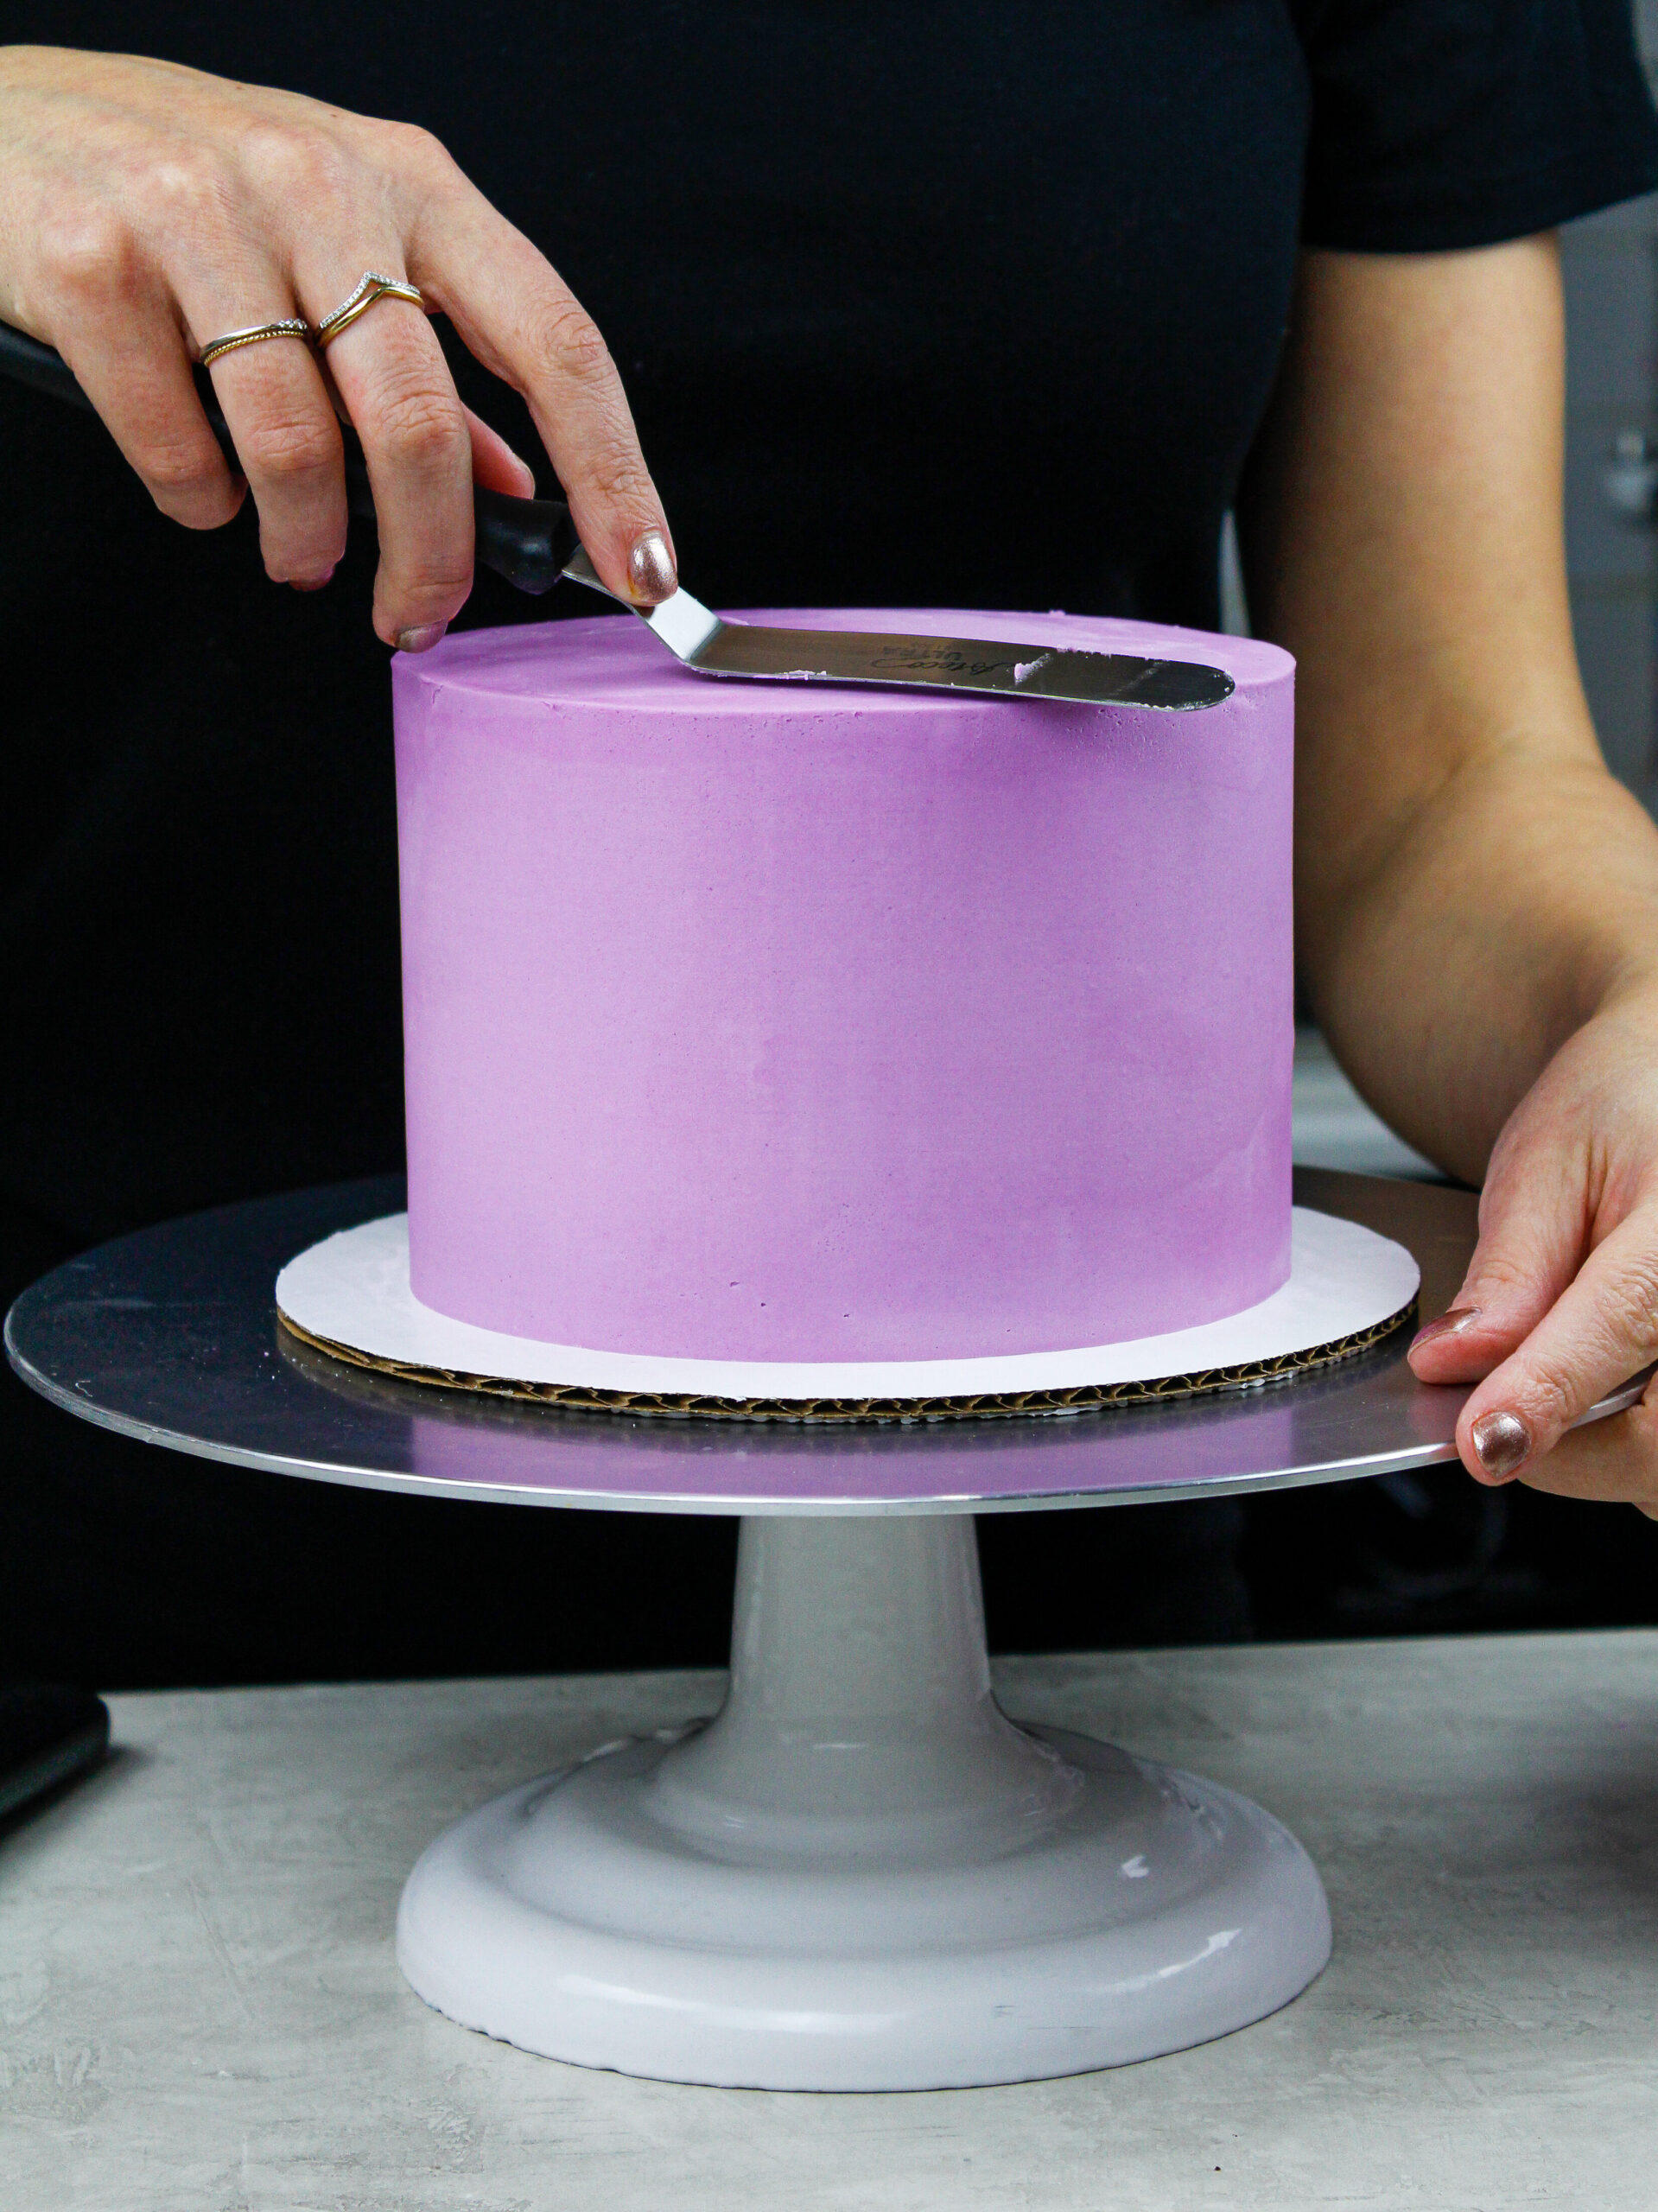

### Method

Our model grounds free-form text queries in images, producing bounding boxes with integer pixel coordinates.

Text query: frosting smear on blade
[391,608,1295,1363]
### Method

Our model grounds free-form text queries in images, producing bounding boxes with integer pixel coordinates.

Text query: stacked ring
[198,317,313,369]
[315,271,426,350]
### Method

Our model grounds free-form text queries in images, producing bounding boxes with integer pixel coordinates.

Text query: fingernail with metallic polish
[292,566,335,594]
[626,529,677,604]
[1410,1304,1481,1353]
[396,622,447,653]
[1471,1408,1532,1481]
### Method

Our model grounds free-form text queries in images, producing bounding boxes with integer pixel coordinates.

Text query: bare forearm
[1238,238,1658,1182]
[1303,741,1658,1184]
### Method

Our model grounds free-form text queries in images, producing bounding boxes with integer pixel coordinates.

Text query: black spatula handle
[0,317,580,594]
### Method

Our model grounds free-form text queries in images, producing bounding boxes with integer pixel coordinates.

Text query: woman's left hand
[1407,976,1658,1515]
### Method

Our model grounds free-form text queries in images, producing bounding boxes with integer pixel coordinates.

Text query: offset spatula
[0,320,1233,710]
[562,549,1234,709]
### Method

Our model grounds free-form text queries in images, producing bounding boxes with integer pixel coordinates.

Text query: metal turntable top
[6,1168,1643,1516]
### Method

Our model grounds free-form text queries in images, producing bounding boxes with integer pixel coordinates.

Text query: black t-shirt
[2,2,1655,1245]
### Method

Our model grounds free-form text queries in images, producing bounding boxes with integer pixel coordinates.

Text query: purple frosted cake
[391,608,1294,1364]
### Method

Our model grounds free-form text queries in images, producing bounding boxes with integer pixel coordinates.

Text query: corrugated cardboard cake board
[276,1208,1420,1426]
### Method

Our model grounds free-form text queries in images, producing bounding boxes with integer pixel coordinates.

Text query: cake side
[392,608,1293,1363]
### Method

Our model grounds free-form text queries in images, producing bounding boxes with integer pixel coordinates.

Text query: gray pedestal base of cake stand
[8,1170,1648,2091]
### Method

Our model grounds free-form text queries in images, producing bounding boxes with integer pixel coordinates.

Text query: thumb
[1407,1127,1588,1385]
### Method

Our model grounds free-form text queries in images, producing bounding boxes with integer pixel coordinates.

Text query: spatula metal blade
[562,550,1236,711]
[683,620,1234,709]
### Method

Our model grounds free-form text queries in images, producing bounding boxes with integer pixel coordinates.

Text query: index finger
[1407,1132,1587,1382]
[405,163,676,603]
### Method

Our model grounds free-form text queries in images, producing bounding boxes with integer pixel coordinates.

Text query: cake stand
[8,1167,1646,2093]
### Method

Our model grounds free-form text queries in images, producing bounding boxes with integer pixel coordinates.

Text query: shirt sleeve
[1296,0,1658,251]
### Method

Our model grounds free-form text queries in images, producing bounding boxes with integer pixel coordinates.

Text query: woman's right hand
[0,45,677,648]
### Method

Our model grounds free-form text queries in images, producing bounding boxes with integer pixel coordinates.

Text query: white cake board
[276,1205,1419,1420]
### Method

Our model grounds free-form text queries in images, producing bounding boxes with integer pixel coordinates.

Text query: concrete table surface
[3,1631,1657,2211]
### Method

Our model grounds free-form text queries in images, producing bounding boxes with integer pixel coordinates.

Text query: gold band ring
[198,317,313,369]
[315,271,426,351]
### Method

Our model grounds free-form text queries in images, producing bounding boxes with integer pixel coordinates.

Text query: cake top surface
[396,607,1293,713]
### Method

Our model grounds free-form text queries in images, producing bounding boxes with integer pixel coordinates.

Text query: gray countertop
[4,1632,1657,2209]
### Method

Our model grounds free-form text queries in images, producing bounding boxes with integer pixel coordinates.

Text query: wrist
[1572,918,1658,1030]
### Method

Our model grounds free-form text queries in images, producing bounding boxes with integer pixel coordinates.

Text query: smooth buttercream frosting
[392,607,1294,1362]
